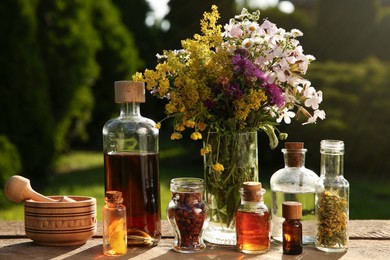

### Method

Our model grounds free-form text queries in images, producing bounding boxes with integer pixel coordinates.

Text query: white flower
[242,38,253,49]
[303,110,326,125]
[277,108,296,124]
[304,87,323,110]
[314,109,326,120]
[265,71,277,84]
[274,66,287,83]
[223,21,243,38]
[260,20,278,34]
[243,21,259,34]
[290,29,303,37]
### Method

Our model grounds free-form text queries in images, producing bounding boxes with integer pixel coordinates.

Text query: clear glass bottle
[270,142,319,244]
[236,182,270,254]
[103,191,127,256]
[103,81,161,246]
[282,201,302,255]
[166,177,208,253]
[315,140,349,252]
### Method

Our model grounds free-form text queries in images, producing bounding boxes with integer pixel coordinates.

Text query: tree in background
[315,0,380,61]
[111,0,165,124]
[374,7,390,61]
[85,0,143,149]
[113,0,160,68]
[37,0,100,154]
[0,0,142,184]
[0,0,55,185]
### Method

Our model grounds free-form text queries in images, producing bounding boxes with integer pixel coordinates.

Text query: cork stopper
[241,182,263,202]
[105,190,123,204]
[285,142,304,150]
[114,81,145,103]
[282,201,302,219]
[284,142,305,167]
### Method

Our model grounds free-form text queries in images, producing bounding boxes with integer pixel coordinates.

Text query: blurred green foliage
[0,0,142,185]
[0,136,22,187]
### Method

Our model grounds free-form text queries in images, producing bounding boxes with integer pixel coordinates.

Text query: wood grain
[0,220,389,260]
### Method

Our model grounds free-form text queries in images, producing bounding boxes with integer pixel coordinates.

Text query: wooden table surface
[0,220,389,260]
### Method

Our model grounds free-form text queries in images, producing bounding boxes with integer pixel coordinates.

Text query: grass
[1,150,389,221]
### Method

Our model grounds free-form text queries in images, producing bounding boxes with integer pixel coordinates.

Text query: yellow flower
[174,124,185,131]
[190,132,202,140]
[200,145,212,156]
[212,162,224,172]
[197,122,207,131]
[132,72,144,82]
[170,132,183,140]
[184,120,196,128]
[155,122,161,129]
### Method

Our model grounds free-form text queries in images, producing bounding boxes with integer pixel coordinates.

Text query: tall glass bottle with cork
[270,142,319,244]
[315,140,349,252]
[103,81,161,246]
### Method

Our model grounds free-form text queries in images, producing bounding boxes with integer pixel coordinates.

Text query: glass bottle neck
[105,202,121,207]
[283,149,306,168]
[240,199,264,205]
[320,152,344,177]
[119,103,140,117]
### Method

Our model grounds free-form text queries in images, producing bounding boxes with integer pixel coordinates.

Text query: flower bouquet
[133,5,325,244]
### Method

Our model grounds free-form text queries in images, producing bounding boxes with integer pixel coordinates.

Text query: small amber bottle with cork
[103,191,127,256]
[236,182,270,254]
[282,201,303,255]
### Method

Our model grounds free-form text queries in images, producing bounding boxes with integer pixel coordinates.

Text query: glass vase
[203,131,259,245]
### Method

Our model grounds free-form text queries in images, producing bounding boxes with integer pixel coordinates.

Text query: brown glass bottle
[103,81,160,246]
[282,201,302,255]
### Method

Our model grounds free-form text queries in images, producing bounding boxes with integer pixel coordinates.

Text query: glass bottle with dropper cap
[103,81,161,246]
[270,142,319,244]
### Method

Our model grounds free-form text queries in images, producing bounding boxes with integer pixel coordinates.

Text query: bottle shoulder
[316,176,350,189]
[270,167,319,189]
[103,116,158,135]
[238,202,269,213]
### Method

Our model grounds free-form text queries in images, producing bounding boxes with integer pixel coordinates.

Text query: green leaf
[260,124,279,149]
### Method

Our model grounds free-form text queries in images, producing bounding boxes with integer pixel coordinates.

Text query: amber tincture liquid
[236,211,270,252]
[104,152,161,246]
[236,182,270,254]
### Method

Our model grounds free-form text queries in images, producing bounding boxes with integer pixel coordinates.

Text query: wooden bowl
[24,196,97,246]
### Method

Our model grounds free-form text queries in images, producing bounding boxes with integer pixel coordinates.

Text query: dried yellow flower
[212,162,224,172]
[170,132,183,140]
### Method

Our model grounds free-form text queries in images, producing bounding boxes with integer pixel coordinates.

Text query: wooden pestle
[4,175,76,203]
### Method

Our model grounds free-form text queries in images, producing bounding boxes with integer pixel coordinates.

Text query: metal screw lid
[282,201,302,219]
[114,81,145,103]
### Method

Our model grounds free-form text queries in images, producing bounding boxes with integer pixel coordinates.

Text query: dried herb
[316,189,348,248]
[167,192,207,249]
